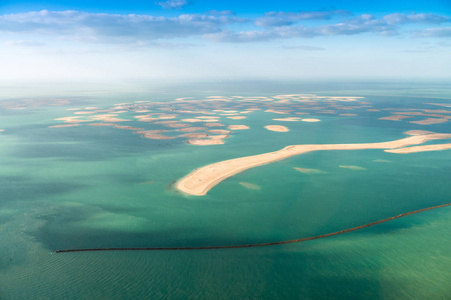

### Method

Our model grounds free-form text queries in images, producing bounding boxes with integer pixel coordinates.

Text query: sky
[0,0,450,82]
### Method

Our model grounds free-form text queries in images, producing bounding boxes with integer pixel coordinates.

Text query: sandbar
[88,123,116,126]
[404,130,435,136]
[239,182,261,190]
[114,125,143,130]
[207,129,231,134]
[265,125,289,132]
[378,115,412,121]
[178,127,207,132]
[48,124,80,128]
[227,116,247,119]
[409,118,449,125]
[204,123,225,127]
[301,119,321,122]
[140,133,176,140]
[273,117,301,122]
[339,165,366,171]
[175,133,451,196]
[227,125,249,130]
[385,143,451,154]
[186,138,225,145]
[294,167,326,174]
[179,133,208,139]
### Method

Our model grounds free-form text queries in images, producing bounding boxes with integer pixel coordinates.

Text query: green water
[0,81,450,299]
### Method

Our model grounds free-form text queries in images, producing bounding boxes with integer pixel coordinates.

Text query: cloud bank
[0,10,448,44]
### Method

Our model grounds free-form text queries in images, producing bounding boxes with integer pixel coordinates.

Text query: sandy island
[228,125,249,130]
[265,125,289,132]
[385,143,451,154]
[175,133,451,196]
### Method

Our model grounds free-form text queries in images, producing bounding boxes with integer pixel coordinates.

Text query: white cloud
[157,0,188,10]
[414,27,451,37]
[281,45,325,51]
[5,40,46,47]
[0,10,449,45]
[255,10,351,27]
[0,10,246,42]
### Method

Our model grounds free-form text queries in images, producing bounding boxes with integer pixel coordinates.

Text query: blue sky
[0,0,450,81]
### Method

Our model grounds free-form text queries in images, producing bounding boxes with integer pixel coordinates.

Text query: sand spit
[0,129,4,132]
[178,127,207,132]
[373,159,391,163]
[409,118,449,125]
[186,138,225,145]
[227,116,247,120]
[179,133,208,139]
[114,125,143,130]
[207,129,231,134]
[239,182,261,190]
[273,117,301,122]
[301,119,321,122]
[265,109,290,114]
[48,124,80,128]
[175,133,451,196]
[294,167,326,174]
[379,115,412,121]
[265,125,289,132]
[181,119,203,123]
[140,133,176,140]
[339,165,367,171]
[228,125,249,130]
[385,143,451,154]
[165,123,190,128]
[88,123,116,126]
[404,130,436,136]
[204,123,225,127]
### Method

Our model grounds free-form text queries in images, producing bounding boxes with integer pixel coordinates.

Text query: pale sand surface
[273,117,301,122]
[179,133,208,139]
[114,125,143,130]
[373,159,391,163]
[208,134,229,139]
[227,125,249,130]
[265,125,289,132]
[181,119,203,123]
[88,123,116,126]
[385,143,451,154]
[140,133,176,140]
[265,109,290,114]
[409,118,449,125]
[206,129,231,134]
[74,111,96,115]
[340,113,357,116]
[186,138,225,145]
[239,182,261,190]
[136,118,157,122]
[227,116,247,119]
[294,167,326,174]
[176,133,451,195]
[164,123,190,128]
[204,123,225,127]
[378,115,412,121]
[48,124,80,128]
[0,129,4,132]
[301,119,321,122]
[339,165,367,171]
[404,130,436,136]
[178,127,207,132]
[154,120,178,124]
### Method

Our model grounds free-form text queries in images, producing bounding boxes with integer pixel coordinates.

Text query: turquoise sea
[0,81,450,299]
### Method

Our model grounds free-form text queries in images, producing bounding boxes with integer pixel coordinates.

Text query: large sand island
[176,133,451,196]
